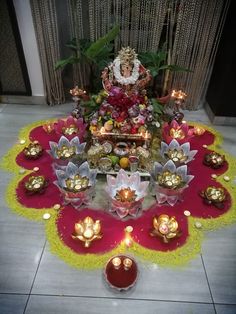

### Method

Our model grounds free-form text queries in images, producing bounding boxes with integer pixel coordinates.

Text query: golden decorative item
[193,126,205,136]
[43,123,54,134]
[166,149,188,163]
[112,257,122,269]
[204,152,225,169]
[24,175,47,193]
[123,258,133,270]
[171,90,187,100]
[157,171,183,189]
[56,145,76,159]
[71,216,102,247]
[115,187,137,202]
[200,186,226,209]
[150,214,181,243]
[87,144,104,167]
[202,186,226,202]
[20,139,26,144]
[65,174,89,192]
[98,157,113,172]
[62,124,78,136]
[23,142,43,159]
[169,128,185,140]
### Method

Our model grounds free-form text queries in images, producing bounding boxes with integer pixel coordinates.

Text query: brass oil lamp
[115,187,137,202]
[23,142,43,159]
[200,186,226,209]
[157,171,183,189]
[24,175,47,193]
[62,124,78,136]
[65,174,89,192]
[166,149,188,164]
[71,216,102,247]
[169,128,185,140]
[56,145,76,159]
[150,214,181,243]
[204,152,225,169]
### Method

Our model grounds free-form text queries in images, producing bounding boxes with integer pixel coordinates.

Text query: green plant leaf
[85,25,119,60]
[54,56,80,70]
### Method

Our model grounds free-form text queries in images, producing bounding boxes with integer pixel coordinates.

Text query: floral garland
[113,57,140,85]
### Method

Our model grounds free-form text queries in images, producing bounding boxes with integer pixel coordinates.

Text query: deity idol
[90,47,154,135]
[101,47,151,95]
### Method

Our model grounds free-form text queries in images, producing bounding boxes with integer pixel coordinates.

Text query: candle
[123,258,133,270]
[112,257,121,269]
[194,126,205,136]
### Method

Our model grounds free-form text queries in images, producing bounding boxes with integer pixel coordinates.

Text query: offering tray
[104,255,138,290]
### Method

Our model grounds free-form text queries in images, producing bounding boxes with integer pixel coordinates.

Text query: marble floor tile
[215,304,236,314]
[0,219,46,293]
[25,295,215,314]
[201,226,236,304]
[0,294,28,314]
[32,245,211,303]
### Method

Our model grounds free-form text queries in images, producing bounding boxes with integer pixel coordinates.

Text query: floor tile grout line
[23,239,47,314]
[201,254,217,314]
[24,293,215,305]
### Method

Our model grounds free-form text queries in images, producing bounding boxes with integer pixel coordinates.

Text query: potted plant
[55,25,120,94]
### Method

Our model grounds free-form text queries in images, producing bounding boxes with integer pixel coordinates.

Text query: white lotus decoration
[151,160,194,206]
[106,169,149,218]
[54,161,97,209]
[160,139,197,164]
[49,136,86,166]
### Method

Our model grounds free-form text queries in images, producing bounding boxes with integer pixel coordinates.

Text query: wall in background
[13,0,45,97]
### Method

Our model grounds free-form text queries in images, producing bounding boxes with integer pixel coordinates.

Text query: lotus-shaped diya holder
[203,152,225,169]
[49,136,86,167]
[54,161,97,209]
[160,139,197,165]
[23,141,43,159]
[106,169,149,218]
[200,186,227,209]
[151,160,194,206]
[150,214,181,243]
[54,116,87,141]
[162,120,194,144]
[24,175,48,194]
[71,216,102,247]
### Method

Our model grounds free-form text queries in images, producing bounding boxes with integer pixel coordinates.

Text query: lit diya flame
[115,187,137,202]
[171,89,187,100]
[166,149,188,164]
[43,122,54,134]
[71,216,102,247]
[23,142,43,159]
[24,175,47,193]
[160,139,198,165]
[200,186,226,209]
[157,171,183,189]
[62,124,78,136]
[65,174,89,192]
[193,126,205,136]
[150,214,181,243]
[204,152,225,169]
[56,145,76,159]
[169,128,186,140]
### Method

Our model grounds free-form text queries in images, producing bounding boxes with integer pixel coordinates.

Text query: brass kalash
[86,47,160,174]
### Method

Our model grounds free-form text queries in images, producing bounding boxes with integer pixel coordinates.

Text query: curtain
[30,0,65,105]
[31,0,230,109]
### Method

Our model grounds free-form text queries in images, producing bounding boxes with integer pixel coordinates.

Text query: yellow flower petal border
[1,119,236,269]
